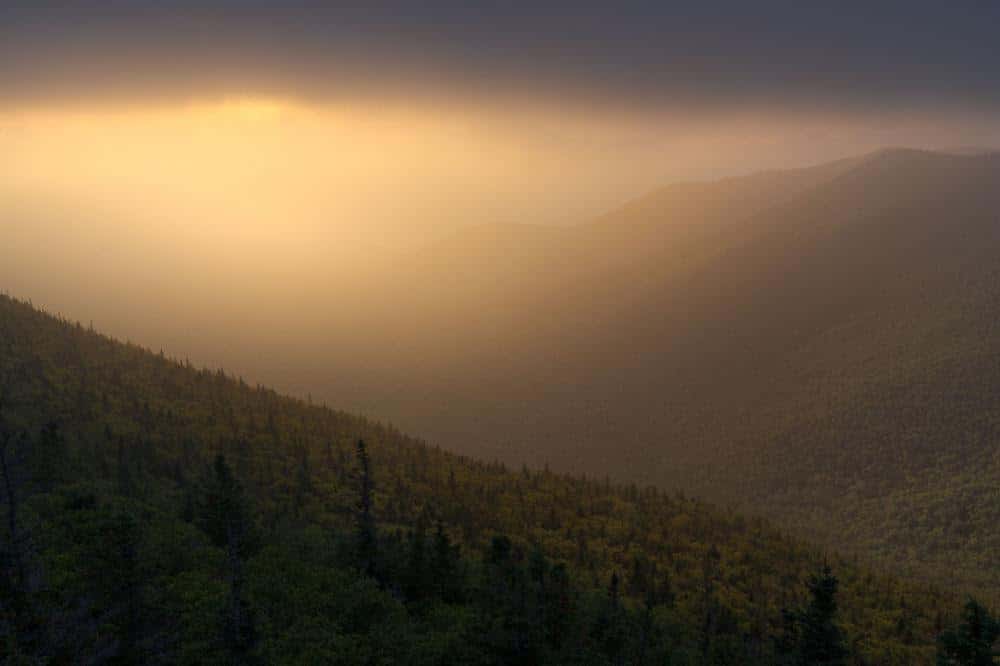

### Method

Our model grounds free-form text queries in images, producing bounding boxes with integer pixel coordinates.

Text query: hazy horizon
[4,5,1000,662]
[6,4,1000,368]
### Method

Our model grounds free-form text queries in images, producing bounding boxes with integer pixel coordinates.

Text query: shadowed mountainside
[3,148,997,600]
[0,294,953,663]
[334,149,1000,596]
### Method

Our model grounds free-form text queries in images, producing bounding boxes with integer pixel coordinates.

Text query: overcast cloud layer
[4,1,1000,114]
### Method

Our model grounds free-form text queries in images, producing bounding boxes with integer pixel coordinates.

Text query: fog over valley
[3,3,1000,663]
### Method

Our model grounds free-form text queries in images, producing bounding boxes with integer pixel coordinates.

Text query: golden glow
[3,92,998,421]
[207,97,289,122]
[4,96,712,281]
[2,95,996,364]
[4,98,992,262]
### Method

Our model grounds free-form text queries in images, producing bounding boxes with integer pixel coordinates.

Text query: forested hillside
[308,149,1000,598]
[7,149,999,600]
[0,293,977,664]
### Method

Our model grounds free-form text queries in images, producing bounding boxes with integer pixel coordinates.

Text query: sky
[4,3,1000,233]
[3,1,1000,442]
[3,3,998,240]
[5,2,1000,114]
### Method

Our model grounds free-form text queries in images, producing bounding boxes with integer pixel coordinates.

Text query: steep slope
[646,150,1000,593]
[333,153,874,453]
[0,294,953,663]
[321,149,1000,596]
[2,149,996,603]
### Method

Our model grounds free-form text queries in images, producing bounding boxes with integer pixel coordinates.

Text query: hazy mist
[4,1,1000,461]
[4,95,1000,434]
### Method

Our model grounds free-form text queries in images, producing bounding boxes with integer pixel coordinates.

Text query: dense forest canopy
[3,293,992,664]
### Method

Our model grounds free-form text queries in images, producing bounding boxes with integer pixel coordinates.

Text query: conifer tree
[799,566,848,665]
[779,565,848,665]
[430,520,459,601]
[199,455,257,664]
[404,516,427,602]
[31,420,66,492]
[593,571,626,665]
[0,416,35,656]
[699,544,721,662]
[293,446,313,518]
[95,510,144,661]
[545,562,572,651]
[355,439,377,580]
[116,438,136,498]
[937,598,1000,666]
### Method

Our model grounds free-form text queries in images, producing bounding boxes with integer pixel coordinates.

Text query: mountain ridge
[327,148,1000,597]
[0,292,953,663]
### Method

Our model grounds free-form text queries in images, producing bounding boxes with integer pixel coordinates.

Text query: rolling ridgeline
[316,148,1000,598]
[3,148,997,602]
[1,293,990,664]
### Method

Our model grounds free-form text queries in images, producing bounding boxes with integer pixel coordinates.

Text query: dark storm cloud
[4,1,1000,113]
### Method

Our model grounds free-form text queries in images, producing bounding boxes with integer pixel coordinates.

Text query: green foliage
[777,565,848,665]
[198,454,255,557]
[287,149,1000,602]
[936,599,1000,666]
[354,439,377,580]
[0,293,967,663]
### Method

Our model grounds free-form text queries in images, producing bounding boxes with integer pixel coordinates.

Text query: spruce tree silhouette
[937,598,1000,666]
[355,439,377,580]
[798,565,848,666]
